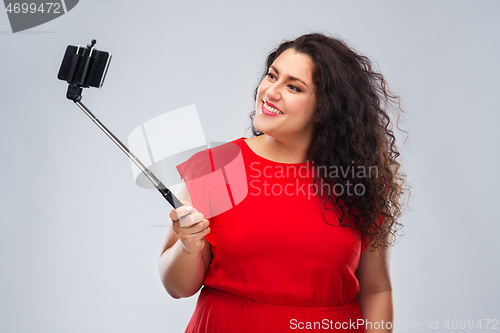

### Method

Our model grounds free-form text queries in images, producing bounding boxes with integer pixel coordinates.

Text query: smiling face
[254,48,317,143]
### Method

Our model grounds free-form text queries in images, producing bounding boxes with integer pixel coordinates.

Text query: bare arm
[157,181,213,299]
[356,236,393,333]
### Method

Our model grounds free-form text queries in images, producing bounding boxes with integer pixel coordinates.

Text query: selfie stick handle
[71,96,183,209]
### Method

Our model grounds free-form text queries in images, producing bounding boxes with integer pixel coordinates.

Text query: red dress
[176,137,380,333]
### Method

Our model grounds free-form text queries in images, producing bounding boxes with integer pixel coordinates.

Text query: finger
[183,218,210,234]
[169,206,182,222]
[183,227,211,246]
[179,212,205,229]
[178,203,202,221]
[189,227,211,239]
[169,199,196,222]
[171,212,203,230]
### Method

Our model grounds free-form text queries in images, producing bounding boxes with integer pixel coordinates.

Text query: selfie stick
[59,40,183,209]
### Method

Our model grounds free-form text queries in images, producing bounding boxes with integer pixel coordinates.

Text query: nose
[265,82,281,102]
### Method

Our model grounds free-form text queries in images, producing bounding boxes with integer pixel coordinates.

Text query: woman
[158,32,409,332]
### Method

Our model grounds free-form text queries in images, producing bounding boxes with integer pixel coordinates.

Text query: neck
[259,133,312,164]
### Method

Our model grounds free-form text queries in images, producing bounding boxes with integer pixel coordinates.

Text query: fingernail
[187,206,193,212]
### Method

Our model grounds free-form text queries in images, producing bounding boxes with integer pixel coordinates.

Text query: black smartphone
[57,44,112,88]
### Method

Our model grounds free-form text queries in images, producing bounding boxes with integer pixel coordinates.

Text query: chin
[253,119,267,134]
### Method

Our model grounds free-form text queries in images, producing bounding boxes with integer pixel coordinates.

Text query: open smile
[261,100,284,116]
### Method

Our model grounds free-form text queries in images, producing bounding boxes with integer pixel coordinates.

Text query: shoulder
[176,149,212,181]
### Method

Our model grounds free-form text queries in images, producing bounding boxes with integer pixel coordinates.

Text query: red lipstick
[261,100,284,116]
[264,100,281,112]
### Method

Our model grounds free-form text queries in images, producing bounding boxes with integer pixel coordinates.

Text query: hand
[169,199,211,255]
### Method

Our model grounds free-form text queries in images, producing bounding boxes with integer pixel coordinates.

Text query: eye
[288,85,301,92]
[266,72,277,80]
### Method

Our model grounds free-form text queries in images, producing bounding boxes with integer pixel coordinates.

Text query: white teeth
[263,102,283,114]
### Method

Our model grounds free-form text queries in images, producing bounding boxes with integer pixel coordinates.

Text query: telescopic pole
[67,85,183,209]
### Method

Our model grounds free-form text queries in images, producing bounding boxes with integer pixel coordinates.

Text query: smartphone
[57,44,112,88]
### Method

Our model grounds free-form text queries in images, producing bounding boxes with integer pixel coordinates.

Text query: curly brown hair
[247,32,410,251]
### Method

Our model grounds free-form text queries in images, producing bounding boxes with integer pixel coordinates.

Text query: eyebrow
[269,66,309,89]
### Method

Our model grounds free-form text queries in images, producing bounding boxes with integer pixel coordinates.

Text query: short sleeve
[176,149,216,245]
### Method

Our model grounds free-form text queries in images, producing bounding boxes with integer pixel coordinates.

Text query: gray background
[1,0,499,332]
